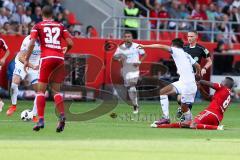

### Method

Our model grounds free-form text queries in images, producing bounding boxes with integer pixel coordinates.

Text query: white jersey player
[6,35,41,122]
[114,31,146,114]
[139,38,201,125]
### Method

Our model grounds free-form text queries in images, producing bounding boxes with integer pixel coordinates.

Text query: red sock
[194,124,218,130]
[54,94,65,115]
[36,93,46,119]
[157,123,181,128]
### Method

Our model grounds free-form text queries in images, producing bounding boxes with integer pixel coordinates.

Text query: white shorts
[121,68,139,87]
[13,61,38,84]
[172,81,197,104]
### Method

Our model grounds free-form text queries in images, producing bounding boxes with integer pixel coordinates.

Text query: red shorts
[194,110,219,126]
[39,57,65,83]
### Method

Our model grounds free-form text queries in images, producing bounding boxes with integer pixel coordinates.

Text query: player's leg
[7,74,23,116]
[127,77,139,114]
[0,97,4,112]
[50,82,66,132]
[31,83,38,122]
[27,69,39,122]
[180,83,197,121]
[154,83,178,125]
[33,82,47,131]
[190,111,221,130]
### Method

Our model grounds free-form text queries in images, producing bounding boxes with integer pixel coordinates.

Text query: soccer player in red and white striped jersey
[24,6,73,132]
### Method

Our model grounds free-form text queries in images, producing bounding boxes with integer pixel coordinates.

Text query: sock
[157,123,181,128]
[36,93,46,119]
[193,124,218,130]
[32,97,37,116]
[183,110,192,121]
[11,83,18,105]
[54,93,65,115]
[128,86,138,106]
[160,95,169,119]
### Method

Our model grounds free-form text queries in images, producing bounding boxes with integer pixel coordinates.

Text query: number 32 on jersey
[44,27,60,45]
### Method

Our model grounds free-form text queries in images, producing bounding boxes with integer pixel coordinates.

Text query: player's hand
[0,58,5,66]
[195,73,202,81]
[33,65,39,70]
[137,44,144,49]
[62,47,68,55]
[23,61,29,73]
[201,68,207,77]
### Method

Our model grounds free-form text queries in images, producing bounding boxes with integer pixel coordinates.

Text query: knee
[11,83,18,89]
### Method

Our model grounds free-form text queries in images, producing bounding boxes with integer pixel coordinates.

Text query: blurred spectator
[3,0,16,14]
[230,6,240,33]
[86,25,99,38]
[218,14,238,43]
[168,0,181,29]
[144,0,157,10]
[31,6,42,23]
[179,4,190,29]
[25,6,32,24]
[0,7,8,26]
[53,0,64,16]
[124,0,140,39]
[150,3,169,29]
[206,3,218,21]
[0,22,14,34]
[29,0,42,13]
[10,4,30,24]
[232,0,240,8]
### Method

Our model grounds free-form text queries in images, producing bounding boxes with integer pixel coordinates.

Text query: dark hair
[225,77,234,89]
[124,31,133,35]
[188,30,198,35]
[42,5,53,18]
[171,38,184,48]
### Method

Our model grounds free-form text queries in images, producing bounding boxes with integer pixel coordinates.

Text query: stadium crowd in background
[0,0,99,38]
[124,0,240,43]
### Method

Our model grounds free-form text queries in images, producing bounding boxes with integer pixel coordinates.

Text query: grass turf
[0,100,239,160]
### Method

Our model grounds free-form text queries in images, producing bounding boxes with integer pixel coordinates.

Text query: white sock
[11,83,18,105]
[32,97,37,116]
[128,86,138,106]
[160,95,169,119]
[183,110,192,121]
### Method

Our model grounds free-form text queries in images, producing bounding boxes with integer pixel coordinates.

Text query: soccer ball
[21,109,33,121]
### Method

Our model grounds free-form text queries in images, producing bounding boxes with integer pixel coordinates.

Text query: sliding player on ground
[139,38,201,124]
[152,77,234,130]
[24,6,73,132]
[6,35,40,122]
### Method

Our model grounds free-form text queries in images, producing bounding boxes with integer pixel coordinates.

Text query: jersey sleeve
[188,54,196,65]
[137,47,145,56]
[0,39,8,51]
[201,47,210,58]
[62,25,71,39]
[30,24,39,39]
[20,37,30,51]
[114,47,121,56]
[213,83,222,90]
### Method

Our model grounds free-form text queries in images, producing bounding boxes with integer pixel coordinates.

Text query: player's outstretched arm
[199,80,215,89]
[138,44,171,52]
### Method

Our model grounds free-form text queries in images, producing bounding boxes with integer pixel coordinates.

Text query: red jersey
[30,20,70,59]
[0,38,8,59]
[206,83,231,122]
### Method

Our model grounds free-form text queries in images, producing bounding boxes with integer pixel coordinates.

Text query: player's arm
[193,62,201,80]
[138,44,171,52]
[18,51,38,70]
[63,37,73,54]
[0,40,10,66]
[198,80,215,89]
[201,48,212,76]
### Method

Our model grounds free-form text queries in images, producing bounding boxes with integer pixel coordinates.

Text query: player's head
[222,77,234,89]
[123,31,133,44]
[171,38,184,48]
[42,5,53,19]
[187,30,198,44]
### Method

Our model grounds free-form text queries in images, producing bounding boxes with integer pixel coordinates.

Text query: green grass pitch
[0,100,239,160]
